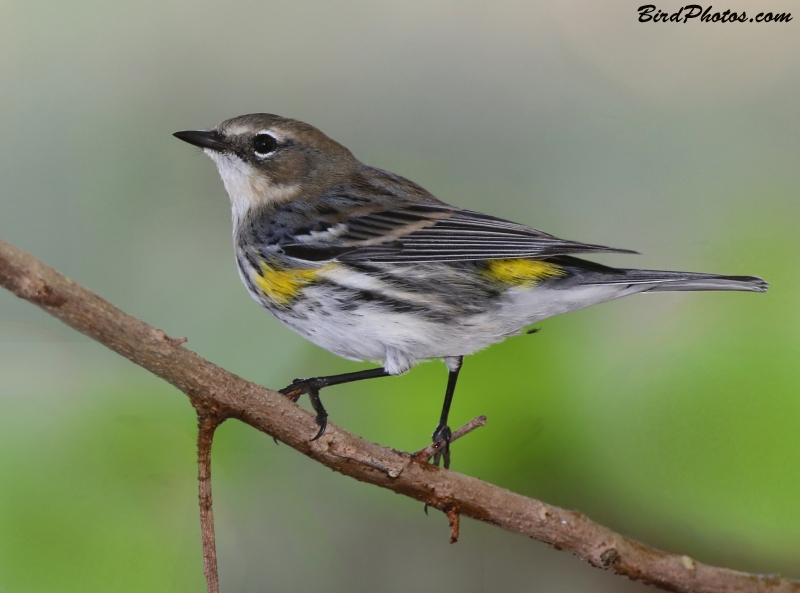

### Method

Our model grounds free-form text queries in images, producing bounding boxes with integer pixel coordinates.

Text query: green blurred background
[1,1,799,591]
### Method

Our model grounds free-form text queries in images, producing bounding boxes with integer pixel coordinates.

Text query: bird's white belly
[262,282,637,375]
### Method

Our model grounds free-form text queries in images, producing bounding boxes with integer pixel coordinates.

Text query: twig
[414,415,487,464]
[1,237,798,593]
[445,506,460,544]
[197,412,224,593]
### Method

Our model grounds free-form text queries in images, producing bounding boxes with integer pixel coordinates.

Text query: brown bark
[197,413,222,593]
[1,237,796,593]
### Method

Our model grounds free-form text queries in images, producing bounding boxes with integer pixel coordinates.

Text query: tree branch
[1,237,796,593]
[414,415,487,464]
[197,412,223,593]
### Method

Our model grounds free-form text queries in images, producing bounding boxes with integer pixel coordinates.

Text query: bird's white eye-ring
[253,133,278,157]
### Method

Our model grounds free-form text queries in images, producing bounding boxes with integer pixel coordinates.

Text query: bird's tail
[548,256,769,293]
[620,269,768,293]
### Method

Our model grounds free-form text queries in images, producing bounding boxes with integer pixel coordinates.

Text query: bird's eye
[253,133,277,157]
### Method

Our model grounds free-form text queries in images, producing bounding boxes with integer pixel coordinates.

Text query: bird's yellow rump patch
[482,259,565,287]
[254,261,321,306]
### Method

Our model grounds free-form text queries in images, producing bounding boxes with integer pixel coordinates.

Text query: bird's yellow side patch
[482,259,565,287]
[254,261,321,306]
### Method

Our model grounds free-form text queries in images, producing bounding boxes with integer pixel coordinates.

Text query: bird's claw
[280,378,329,441]
[310,412,328,441]
[279,377,324,402]
[431,423,452,469]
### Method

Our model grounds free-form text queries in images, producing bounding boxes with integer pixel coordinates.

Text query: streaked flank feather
[254,261,321,306]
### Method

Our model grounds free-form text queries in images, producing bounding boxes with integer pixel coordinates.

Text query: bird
[174,113,768,468]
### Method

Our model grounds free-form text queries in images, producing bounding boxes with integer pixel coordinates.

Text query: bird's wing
[280,203,637,263]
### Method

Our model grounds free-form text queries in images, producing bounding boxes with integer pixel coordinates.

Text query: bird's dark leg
[431,356,464,469]
[279,367,391,441]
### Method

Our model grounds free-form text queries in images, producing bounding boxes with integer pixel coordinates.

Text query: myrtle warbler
[174,113,767,468]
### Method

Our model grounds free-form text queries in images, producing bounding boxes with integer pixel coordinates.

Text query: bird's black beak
[173,129,228,152]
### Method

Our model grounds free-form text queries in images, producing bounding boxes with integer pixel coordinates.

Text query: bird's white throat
[205,149,299,222]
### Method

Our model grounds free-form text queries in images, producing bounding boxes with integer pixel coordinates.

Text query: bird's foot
[431,423,452,469]
[279,378,329,441]
[279,377,326,401]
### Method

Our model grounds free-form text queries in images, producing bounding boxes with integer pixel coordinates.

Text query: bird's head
[174,113,356,220]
